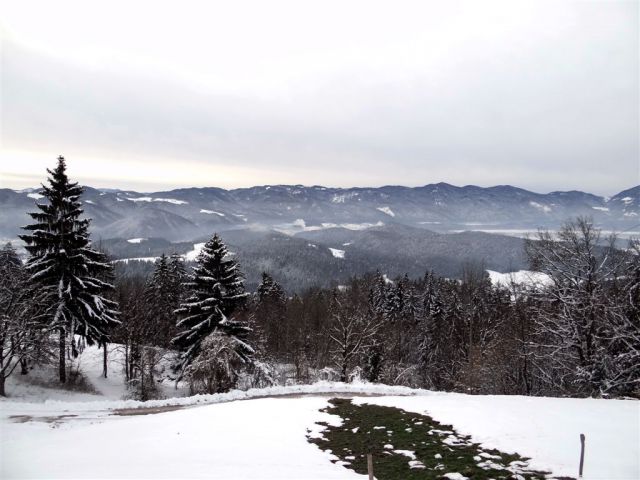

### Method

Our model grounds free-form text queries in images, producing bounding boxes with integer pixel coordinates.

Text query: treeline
[105,218,640,399]
[245,219,639,398]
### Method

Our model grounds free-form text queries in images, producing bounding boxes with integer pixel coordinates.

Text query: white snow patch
[443,473,468,480]
[591,206,609,212]
[200,209,225,216]
[126,197,188,205]
[486,270,552,289]
[26,192,43,200]
[529,201,552,213]
[126,238,146,244]
[621,197,634,205]
[153,198,188,205]
[377,206,395,217]
[125,196,153,202]
[184,242,206,261]
[113,257,158,264]
[84,200,95,205]
[329,248,345,259]
[324,221,383,231]
[394,449,416,460]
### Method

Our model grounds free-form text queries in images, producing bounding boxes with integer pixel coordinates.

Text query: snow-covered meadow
[1,347,637,480]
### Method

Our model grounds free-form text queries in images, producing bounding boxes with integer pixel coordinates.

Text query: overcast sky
[0,0,638,194]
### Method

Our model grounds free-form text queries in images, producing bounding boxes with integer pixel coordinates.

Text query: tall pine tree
[144,254,186,347]
[174,234,252,377]
[20,156,119,383]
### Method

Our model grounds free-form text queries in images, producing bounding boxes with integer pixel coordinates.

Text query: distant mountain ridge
[1,183,638,241]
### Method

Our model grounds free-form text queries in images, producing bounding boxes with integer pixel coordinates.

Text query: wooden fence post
[367,453,374,480]
[579,433,585,478]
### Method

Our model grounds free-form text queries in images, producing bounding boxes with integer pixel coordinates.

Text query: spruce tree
[255,272,286,357]
[144,254,178,347]
[20,156,119,383]
[168,252,187,305]
[174,234,252,377]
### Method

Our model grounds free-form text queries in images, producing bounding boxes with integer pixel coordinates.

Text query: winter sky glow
[0,0,638,194]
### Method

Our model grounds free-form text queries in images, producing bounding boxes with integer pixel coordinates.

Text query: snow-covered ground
[376,206,395,217]
[1,346,638,479]
[354,394,639,480]
[486,269,552,288]
[2,396,360,479]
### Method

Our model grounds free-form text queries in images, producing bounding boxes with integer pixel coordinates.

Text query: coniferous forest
[1,157,639,400]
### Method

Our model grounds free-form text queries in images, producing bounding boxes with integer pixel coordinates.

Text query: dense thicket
[0,243,51,395]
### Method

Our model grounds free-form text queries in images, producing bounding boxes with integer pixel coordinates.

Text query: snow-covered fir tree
[173,234,252,379]
[20,156,119,383]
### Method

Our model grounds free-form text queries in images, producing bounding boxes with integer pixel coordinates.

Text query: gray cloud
[1,1,638,195]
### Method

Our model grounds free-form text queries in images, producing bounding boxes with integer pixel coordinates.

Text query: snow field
[1,346,637,479]
[354,394,639,480]
[2,397,363,479]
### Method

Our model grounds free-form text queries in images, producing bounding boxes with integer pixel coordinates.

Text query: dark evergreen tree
[369,270,388,315]
[168,253,187,304]
[20,156,119,383]
[144,254,179,347]
[363,340,384,383]
[173,234,252,377]
[255,272,287,357]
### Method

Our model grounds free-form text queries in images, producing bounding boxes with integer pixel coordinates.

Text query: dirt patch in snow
[9,414,78,424]
[113,405,185,416]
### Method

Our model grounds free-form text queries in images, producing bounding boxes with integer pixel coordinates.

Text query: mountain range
[2,183,638,290]
[1,183,638,241]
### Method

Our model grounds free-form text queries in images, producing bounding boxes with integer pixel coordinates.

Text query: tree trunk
[124,343,129,381]
[102,343,108,378]
[59,327,66,384]
[20,358,28,375]
[0,375,5,396]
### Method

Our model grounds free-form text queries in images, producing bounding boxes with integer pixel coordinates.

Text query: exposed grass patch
[309,398,572,480]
